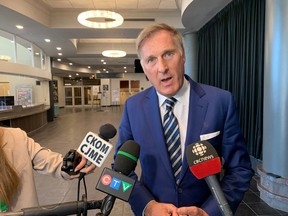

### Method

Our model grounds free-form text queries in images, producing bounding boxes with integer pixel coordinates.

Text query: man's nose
[157,58,168,73]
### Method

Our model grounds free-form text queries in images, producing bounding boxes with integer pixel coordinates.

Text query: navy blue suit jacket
[115,76,254,216]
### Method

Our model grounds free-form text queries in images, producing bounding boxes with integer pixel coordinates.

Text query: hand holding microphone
[186,140,233,216]
[11,123,118,216]
[61,123,117,177]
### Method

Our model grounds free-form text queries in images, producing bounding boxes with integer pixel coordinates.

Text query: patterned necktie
[163,97,182,184]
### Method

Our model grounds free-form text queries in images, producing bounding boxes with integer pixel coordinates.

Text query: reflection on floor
[28,107,288,216]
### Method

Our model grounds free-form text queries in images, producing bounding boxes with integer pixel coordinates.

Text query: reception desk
[0,104,50,133]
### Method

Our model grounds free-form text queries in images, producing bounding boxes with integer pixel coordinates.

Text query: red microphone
[186,140,233,216]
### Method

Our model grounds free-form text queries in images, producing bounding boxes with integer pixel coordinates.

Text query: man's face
[139,30,185,97]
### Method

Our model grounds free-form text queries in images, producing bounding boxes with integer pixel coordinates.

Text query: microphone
[96,140,140,216]
[2,198,102,216]
[84,123,117,167]
[77,123,117,168]
[61,123,117,175]
[186,140,233,216]
[98,123,117,142]
[113,140,140,175]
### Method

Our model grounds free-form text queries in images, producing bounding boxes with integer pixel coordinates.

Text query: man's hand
[145,200,178,216]
[177,206,208,216]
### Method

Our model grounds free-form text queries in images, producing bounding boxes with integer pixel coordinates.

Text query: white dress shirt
[157,78,190,159]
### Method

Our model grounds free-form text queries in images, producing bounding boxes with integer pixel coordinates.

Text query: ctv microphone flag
[96,167,135,201]
[77,132,113,167]
[96,140,140,205]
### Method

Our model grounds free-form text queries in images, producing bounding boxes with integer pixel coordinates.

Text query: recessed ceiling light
[56,47,61,50]
[69,63,73,65]
[44,39,51,43]
[57,58,61,61]
[102,50,126,58]
[16,25,23,29]
[58,53,62,56]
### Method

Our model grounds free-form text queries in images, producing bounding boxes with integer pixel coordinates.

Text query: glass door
[64,86,82,106]
[65,87,72,106]
[84,87,92,105]
[74,87,82,105]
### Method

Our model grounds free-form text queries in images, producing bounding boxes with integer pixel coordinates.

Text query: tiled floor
[27,106,288,216]
[235,175,288,216]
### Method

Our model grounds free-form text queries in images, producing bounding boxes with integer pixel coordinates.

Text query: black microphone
[98,123,117,142]
[84,123,117,166]
[61,123,117,175]
[186,140,233,216]
[77,123,117,168]
[3,198,102,216]
[97,140,140,216]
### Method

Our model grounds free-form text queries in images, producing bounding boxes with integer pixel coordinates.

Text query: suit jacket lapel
[180,78,209,181]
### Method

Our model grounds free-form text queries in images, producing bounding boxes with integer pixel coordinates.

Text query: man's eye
[147,58,155,64]
[165,52,174,57]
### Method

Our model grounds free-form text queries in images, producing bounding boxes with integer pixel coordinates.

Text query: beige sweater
[2,127,71,211]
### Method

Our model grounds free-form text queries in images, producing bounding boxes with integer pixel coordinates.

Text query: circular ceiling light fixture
[77,10,124,29]
[102,50,126,58]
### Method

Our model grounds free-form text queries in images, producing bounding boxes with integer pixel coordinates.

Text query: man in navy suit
[114,23,254,216]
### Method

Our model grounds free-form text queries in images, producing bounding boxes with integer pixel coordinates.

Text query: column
[258,0,288,212]
[183,32,198,82]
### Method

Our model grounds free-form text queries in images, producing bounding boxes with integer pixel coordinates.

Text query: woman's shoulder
[2,127,26,138]
[1,127,27,148]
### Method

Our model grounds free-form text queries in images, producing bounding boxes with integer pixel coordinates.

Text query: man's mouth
[161,77,172,82]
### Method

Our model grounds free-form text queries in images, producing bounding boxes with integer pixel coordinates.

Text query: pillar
[183,32,198,82]
[258,0,288,212]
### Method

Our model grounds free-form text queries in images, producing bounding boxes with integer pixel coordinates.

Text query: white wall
[0,74,50,105]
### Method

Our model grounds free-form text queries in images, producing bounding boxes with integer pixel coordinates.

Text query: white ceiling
[0,0,231,78]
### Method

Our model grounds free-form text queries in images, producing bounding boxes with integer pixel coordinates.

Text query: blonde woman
[0,127,94,212]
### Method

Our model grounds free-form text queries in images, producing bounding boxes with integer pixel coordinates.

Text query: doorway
[120,80,140,105]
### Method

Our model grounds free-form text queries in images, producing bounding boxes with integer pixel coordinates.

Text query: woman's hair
[0,128,20,206]
[136,23,184,59]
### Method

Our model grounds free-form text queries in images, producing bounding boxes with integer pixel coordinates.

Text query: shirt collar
[157,77,190,108]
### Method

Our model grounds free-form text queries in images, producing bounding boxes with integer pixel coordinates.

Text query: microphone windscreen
[186,140,221,179]
[99,123,117,141]
[114,140,140,175]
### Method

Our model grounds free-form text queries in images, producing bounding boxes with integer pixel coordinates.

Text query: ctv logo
[101,174,132,192]
[96,168,135,201]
